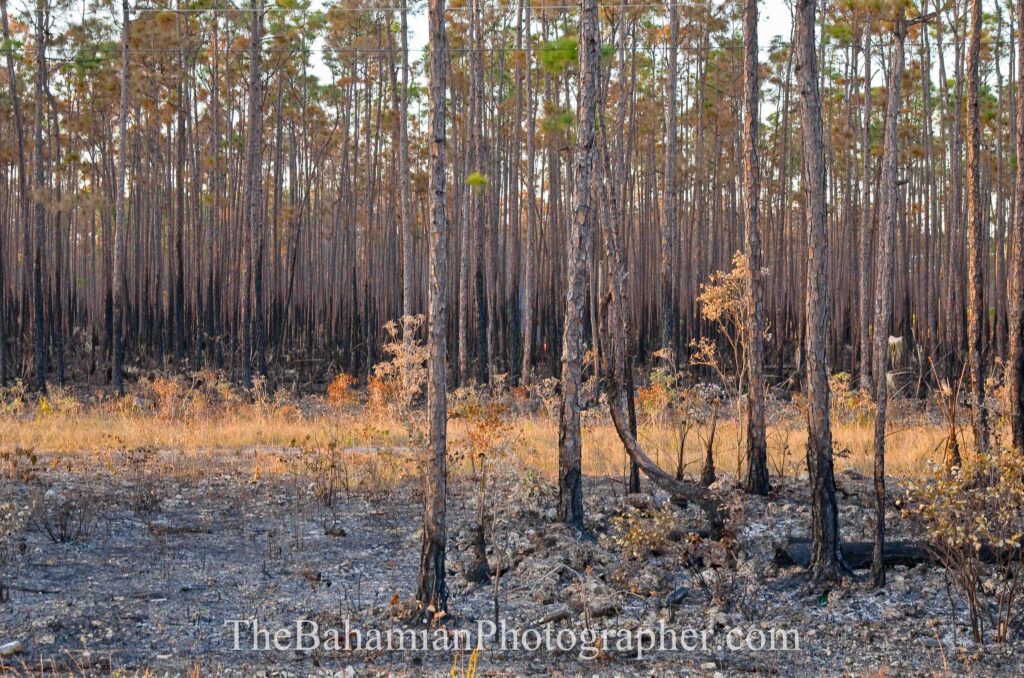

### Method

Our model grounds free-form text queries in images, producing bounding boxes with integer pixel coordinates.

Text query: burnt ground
[0,448,1022,677]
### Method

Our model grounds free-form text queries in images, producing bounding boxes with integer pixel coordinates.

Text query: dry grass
[0,381,972,484]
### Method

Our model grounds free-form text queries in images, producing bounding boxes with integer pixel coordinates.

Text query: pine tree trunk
[557,0,598,530]
[1010,0,1024,453]
[870,13,907,589]
[966,0,990,453]
[795,0,845,583]
[0,0,26,386]
[31,0,47,393]
[742,0,769,496]
[858,16,874,391]
[418,0,449,615]
[400,0,412,322]
[661,5,678,351]
[520,0,536,385]
[241,0,263,389]
[112,0,131,395]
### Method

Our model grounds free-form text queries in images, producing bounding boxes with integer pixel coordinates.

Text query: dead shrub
[123,446,170,516]
[295,440,349,533]
[326,372,358,407]
[0,447,40,484]
[0,500,29,601]
[610,503,679,561]
[906,448,1024,643]
[369,315,427,416]
[31,485,95,544]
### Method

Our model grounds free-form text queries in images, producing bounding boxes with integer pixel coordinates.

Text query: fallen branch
[607,382,726,539]
[775,538,1019,570]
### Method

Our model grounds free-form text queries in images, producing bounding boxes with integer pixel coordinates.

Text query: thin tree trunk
[871,12,907,589]
[0,0,27,386]
[661,4,678,351]
[557,0,599,530]
[966,0,989,453]
[241,0,263,389]
[1010,0,1024,453]
[795,0,845,582]
[418,0,449,616]
[520,0,536,384]
[742,0,769,496]
[112,0,131,395]
[400,0,412,323]
[858,14,874,391]
[31,0,47,393]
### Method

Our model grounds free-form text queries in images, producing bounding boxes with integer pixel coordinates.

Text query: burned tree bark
[794,0,846,583]
[112,0,131,395]
[965,0,989,453]
[556,0,599,531]
[1011,0,1024,453]
[661,4,678,352]
[741,0,769,496]
[417,0,450,616]
[31,0,47,393]
[241,0,264,390]
[870,12,908,588]
[0,0,24,386]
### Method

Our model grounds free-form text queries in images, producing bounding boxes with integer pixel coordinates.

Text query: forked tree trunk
[965,0,989,452]
[418,0,449,615]
[557,0,599,530]
[112,0,131,395]
[794,0,846,583]
[741,0,769,496]
[870,12,908,589]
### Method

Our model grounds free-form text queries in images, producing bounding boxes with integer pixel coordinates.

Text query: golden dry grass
[0,391,973,483]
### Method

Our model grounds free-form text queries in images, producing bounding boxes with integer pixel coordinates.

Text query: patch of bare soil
[0,451,1021,676]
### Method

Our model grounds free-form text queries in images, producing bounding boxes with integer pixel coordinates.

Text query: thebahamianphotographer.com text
[224,618,801,660]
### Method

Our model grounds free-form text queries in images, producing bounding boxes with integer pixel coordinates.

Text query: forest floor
[0,376,1017,676]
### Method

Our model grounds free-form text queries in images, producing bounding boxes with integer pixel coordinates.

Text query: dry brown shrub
[326,372,358,407]
[369,315,428,415]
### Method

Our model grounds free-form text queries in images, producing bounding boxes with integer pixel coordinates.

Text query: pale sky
[400,0,795,60]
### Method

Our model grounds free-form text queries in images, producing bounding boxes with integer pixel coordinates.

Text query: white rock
[0,641,22,657]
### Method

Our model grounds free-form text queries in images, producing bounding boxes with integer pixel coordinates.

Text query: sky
[397,0,795,68]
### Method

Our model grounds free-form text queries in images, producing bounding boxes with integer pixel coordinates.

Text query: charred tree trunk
[870,13,908,589]
[795,0,846,583]
[965,0,989,452]
[31,0,47,393]
[557,0,599,531]
[112,0,131,395]
[0,0,26,386]
[858,15,874,391]
[241,0,264,389]
[1010,0,1024,453]
[418,0,450,616]
[742,0,769,496]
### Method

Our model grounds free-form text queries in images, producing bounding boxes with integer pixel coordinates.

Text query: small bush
[31,485,94,544]
[611,504,678,561]
[906,448,1024,643]
[326,372,358,407]
[0,500,29,601]
[369,315,428,415]
[123,446,169,516]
